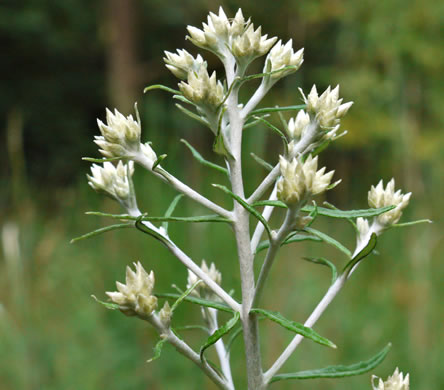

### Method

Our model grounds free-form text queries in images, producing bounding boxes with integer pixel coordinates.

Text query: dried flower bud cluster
[87,161,134,201]
[300,85,353,130]
[164,49,206,80]
[372,368,410,390]
[368,179,411,226]
[265,39,304,79]
[187,260,222,298]
[106,262,158,317]
[277,155,336,205]
[179,67,224,107]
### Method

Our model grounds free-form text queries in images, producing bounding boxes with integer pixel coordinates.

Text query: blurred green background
[1,0,443,389]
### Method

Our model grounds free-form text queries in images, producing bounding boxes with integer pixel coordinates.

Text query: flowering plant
[74,7,429,389]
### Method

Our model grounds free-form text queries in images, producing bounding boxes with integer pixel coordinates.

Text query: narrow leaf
[71,223,133,243]
[147,337,168,363]
[243,114,270,130]
[91,295,119,310]
[253,200,288,208]
[163,194,184,233]
[302,257,338,284]
[213,184,272,239]
[175,103,210,126]
[343,233,377,275]
[253,116,288,149]
[155,293,234,313]
[250,153,273,172]
[85,211,137,220]
[301,205,396,219]
[82,156,122,163]
[304,227,352,258]
[240,65,302,84]
[270,343,392,383]
[392,219,432,228]
[322,201,357,231]
[256,234,322,254]
[200,312,240,362]
[251,308,336,349]
[152,154,167,171]
[135,216,170,247]
[181,139,229,176]
[173,94,196,106]
[141,215,232,223]
[144,84,181,95]
[250,104,306,116]
[170,280,202,312]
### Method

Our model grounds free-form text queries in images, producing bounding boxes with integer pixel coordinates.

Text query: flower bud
[299,85,353,129]
[277,155,337,205]
[179,67,224,107]
[265,39,304,79]
[368,179,411,226]
[87,161,134,201]
[231,24,277,60]
[372,368,409,390]
[287,110,310,140]
[187,260,222,299]
[106,261,158,318]
[159,301,172,328]
[164,49,207,80]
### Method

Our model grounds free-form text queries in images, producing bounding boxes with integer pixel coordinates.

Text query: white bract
[286,110,310,140]
[164,49,207,80]
[106,262,158,317]
[368,179,411,226]
[265,39,304,79]
[372,368,410,390]
[277,155,336,205]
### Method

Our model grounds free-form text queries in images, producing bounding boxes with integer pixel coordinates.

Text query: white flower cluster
[372,368,410,390]
[300,85,353,131]
[277,155,337,205]
[106,262,158,317]
[164,49,206,80]
[265,39,304,79]
[95,108,157,164]
[286,110,311,140]
[187,260,222,299]
[87,160,134,201]
[368,179,411,226]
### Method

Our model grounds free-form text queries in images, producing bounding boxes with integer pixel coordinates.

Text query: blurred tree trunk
[105,0,140,113]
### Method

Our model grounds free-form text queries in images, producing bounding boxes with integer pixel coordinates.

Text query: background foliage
[1,0,442,389]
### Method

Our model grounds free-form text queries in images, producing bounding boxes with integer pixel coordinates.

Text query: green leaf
[85,211,137,220]
[213,184,272,239]
[253,116,288,150]
[170,280,202,312]
[256,234,322,254]
[135,216,170,247]
[91,295,119,310]
[270,343,392,383]
[225,326,243,352]
[82,156,122,163]
[322,201,357,231]
[163,194,184,233]
[152,154,167,171]
[251,308,336,349]
[181,139,229,176]
[343,233,377,275]
[392,219,432,228]
[253,200,288,208]
[155,293,234,313]
[144,84,181,95]
[301,205,396,219]
[141,215,232,223]
[240,65,302,84]
[304,227,352,258]
[302,257,338,284]
[70,222,133,243]
[147,337,168,363]
[175,104,210,127]
[250,153,273,172]
[250,104,306,116]
[200,312,240,362]
[243,114,270,130]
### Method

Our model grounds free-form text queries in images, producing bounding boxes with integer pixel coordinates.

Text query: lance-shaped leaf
[181,139,229,176]
[82,156,122,163]
[256,233,322,254]
[170,280,202,312]
[70,222,133,244]
[304,227,352,258]
[250,153,273,171]
[253,116,288,150]
[155,293,234,313]
[213,184,272,239]
[162,194,184,233]
[270,343,391,383]
[147,337,168,363]
[200,312,240,362]
[302,257,338,284]
[392,219,432,228]
[301,205,395,219]
[343,233,377,276]
[240,66,302,85]
[91,295,119,310]
[175,104,210,127]
[249,104,306,117]
[85,211,138,220]
[250,309,336,349]
[152,154,167,171]
[253,200,288,208]
[144,84,181,95]
[141,215,232,223]
[135,216,170,247]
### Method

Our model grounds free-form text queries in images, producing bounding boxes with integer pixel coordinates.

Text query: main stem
[225,58,264,390]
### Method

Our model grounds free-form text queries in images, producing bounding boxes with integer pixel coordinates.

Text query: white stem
[148,313,232,390]
[135,153,233,220]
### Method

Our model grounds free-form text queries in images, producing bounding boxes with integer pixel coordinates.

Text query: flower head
[187,260,222,299]
[300,85,353,129]
[277,155,337,205]
[231,24,277,61]
[87,160,134,201]
[372,368,410,390]
[368,179,411,226]
[106,261,158,317]
[265,39,304,79]
[287,110,311,140]
[163,49,207,80]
